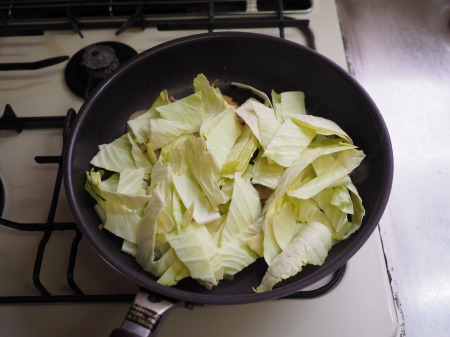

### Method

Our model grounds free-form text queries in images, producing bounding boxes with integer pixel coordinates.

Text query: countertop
[336,0,450,336]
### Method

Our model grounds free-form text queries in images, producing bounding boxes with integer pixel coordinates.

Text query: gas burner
[82,45,119,79]
[65,42,137,99]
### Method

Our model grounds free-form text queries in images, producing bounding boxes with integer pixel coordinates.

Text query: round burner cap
[65,41,138,99]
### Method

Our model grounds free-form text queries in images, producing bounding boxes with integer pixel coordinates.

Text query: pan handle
[110,289,178,337]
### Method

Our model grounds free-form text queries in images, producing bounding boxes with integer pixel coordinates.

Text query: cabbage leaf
[255,221,332,293]
[86,74,366,292]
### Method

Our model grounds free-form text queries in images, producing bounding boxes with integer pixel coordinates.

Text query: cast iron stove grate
[0,0,341,304]
[0,0,315,49]
[0,106,345,304]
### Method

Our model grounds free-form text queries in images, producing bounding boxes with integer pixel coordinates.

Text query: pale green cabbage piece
[121,240,138,257]
[218,174,262,275]
[235,98,281,149]
[183,136,229,208]
[127,134,153,174]
[238,216,265,257]
[103,201,142,244]
[287,113,353,144]
[171,172,221,225]
[287,149,365,200]
[156,92,204,132]
[255,221,333,293]
[231,81,272,108]
[90,134,136,172]
[252,153,285,190]
[85,169,150,210]
[134,188,165,272]
[149,118,193,150]
[272,90,307,119]
[271,202,299,251]
[263,118,316,167]
[117,167,147,195]
[167,224,223,287]
[221,124,258,176]
[127,90,169,144]
[194,73,229,117]
[200,106,243,170]
[85,74,366,292]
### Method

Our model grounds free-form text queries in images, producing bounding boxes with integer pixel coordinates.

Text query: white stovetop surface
[0,1,398,336]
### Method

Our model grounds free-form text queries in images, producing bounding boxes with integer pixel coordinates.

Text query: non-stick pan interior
[64,32,393,305]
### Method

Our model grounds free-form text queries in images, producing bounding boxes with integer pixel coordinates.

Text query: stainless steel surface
[337,0,450,336]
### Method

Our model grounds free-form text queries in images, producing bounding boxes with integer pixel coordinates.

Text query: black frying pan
[64,32,393,337]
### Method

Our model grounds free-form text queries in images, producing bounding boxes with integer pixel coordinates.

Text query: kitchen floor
[337,0,450,336]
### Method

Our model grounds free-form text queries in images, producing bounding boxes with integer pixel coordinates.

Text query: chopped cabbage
[86,74,366,292]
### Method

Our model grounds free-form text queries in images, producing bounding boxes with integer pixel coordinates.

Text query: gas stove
[0,1,398,336]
